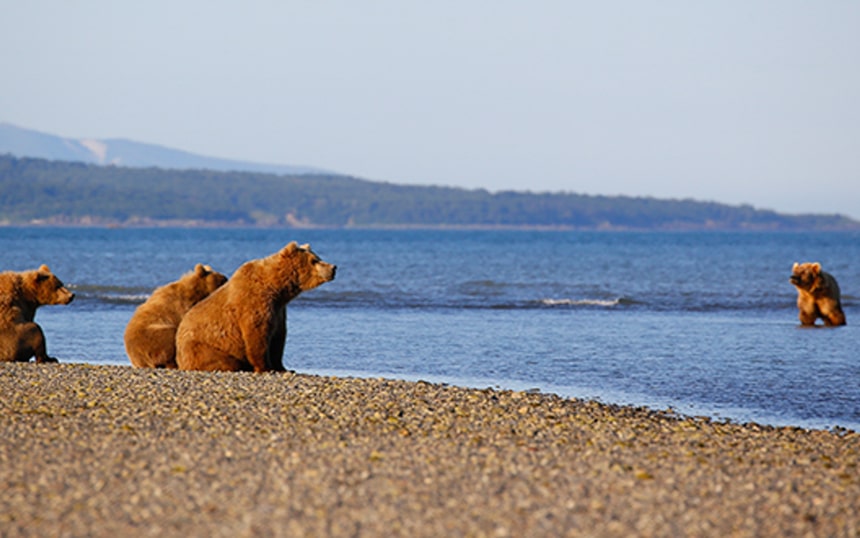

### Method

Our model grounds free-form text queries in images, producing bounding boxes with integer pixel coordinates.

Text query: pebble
[0,362,858,537]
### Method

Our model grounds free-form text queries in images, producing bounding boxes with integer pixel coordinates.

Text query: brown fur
[0,265,75,363]
[175,242,336,372]
[789,262,846,326]
[124,264,227,368]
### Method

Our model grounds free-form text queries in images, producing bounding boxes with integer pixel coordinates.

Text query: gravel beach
[1,362,858,537]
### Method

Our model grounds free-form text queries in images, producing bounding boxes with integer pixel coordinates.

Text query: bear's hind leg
[131,326,179,368]
[177,340,251,372]
[823,307,847,327]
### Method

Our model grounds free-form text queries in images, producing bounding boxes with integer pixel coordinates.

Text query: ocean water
[2,227,858,431]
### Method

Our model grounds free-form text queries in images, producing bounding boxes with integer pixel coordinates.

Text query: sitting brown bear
[0,265,75,363]
[124,264,227,368]
[789,262,846,326]
[175,242,336,372]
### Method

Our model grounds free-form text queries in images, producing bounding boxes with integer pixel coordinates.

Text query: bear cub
[125,264,227,368]
[0,265,75,363]
[789,262,846,327]
[176,242,336,372]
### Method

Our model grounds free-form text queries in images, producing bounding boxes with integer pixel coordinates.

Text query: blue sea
[2,227,858,431]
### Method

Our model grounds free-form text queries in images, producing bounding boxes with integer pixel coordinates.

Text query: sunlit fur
[790,262,846,326]
[124,264,227,368]
[176,242,336,372]
[0,265,74,362]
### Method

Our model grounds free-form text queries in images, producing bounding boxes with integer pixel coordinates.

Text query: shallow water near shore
[4,227,859,430]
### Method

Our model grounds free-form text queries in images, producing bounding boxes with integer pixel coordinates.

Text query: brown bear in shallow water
[175,242,336,372]
[790,262,846,327]
[124,264,227,368]
[0,265,75,363]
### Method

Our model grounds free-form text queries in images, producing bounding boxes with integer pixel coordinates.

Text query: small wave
[70,284,151,305]
[539,297,627,308]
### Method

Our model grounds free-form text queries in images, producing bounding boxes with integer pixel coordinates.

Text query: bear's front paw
[36,356,59,364]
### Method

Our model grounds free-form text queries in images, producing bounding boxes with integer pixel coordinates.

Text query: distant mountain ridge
[0,122,324,175]
[3,122,859,230]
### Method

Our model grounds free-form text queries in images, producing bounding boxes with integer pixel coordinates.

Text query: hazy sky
[2,1,859,218]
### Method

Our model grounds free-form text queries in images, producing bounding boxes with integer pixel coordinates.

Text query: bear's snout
[61,288,75,304]
[318,263,336,283]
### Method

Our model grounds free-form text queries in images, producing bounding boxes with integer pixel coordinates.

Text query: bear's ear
[281,242,299,256]
[811,262,821,274]
[194,263,206,276]
[35,265,51,282]
[203,265,213,273]
[300,243,311,251]
[792,262,799,271]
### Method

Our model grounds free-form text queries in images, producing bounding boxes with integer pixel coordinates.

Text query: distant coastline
[2,154,858,231]
[4,219,859,233]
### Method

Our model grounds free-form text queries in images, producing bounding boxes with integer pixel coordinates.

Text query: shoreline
[291,367,860,433]
[41,359,860,433]
[2,362,858,536]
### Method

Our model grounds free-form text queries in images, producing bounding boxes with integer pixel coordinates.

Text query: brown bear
[789,262,846,326]
[124,264,227,369]
[175,242,336,372]
[0,265,75,363]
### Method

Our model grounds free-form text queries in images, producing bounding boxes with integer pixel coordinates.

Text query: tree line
[1,154,856,230]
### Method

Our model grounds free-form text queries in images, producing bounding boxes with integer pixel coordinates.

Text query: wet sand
[1,362,858,537]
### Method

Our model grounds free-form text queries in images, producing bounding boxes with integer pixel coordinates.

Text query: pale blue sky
[2,1,859,218]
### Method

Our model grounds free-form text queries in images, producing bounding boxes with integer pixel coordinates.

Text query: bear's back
[820,270,842,298]
[0,272,23,302]
[0,273,29,322]
[135,266,227,322]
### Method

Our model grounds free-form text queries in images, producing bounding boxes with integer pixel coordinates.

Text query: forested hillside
[1,154,856,230]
